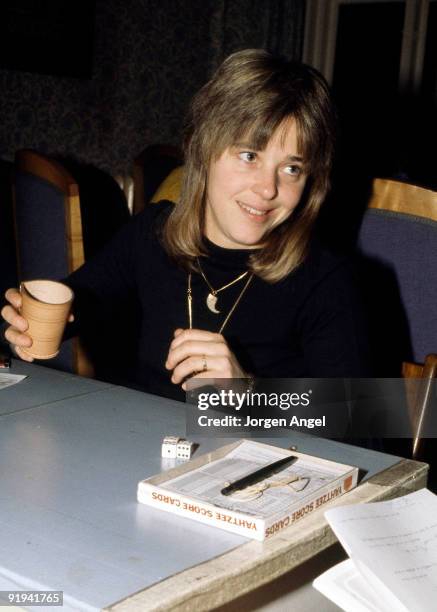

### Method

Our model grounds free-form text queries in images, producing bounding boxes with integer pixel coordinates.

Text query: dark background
[1,0,434,187]
[0,0,304,175]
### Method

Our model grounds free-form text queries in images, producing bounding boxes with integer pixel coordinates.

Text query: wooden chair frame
[402,355,437,459]
[369,178,437,222]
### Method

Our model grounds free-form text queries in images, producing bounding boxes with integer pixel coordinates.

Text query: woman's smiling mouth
[237,201,270,217]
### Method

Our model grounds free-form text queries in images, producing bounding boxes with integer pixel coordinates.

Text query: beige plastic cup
[20,280,73,359]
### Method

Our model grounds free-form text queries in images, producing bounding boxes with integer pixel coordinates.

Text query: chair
[13,150,93,377]
[368,178,437,222]
[357,178,437,460]
[150,165,183,203]
[57,157,130,260]
[132,144,182,214]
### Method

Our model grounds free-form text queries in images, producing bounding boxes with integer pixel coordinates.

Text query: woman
[1,49,370,401]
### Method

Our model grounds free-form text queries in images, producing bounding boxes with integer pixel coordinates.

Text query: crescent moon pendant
[206,293,220,313]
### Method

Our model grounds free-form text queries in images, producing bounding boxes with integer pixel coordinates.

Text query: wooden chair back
[132,144,182,214]
[368,178,437,221]
[150,165,183,203]
[14,150,93,377]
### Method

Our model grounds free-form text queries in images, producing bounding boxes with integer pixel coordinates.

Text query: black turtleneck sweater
[66,201,371,401]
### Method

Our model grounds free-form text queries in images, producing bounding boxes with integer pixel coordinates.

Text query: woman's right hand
[1,288,34,361]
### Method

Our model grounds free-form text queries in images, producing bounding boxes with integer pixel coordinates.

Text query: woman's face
[204,119,308,249]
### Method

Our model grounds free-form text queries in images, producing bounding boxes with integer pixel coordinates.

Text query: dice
[176,440,194,460]
[161,436,194,460]
[161,436,180,458]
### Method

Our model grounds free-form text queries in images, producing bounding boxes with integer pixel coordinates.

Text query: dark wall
[0,0,304,175]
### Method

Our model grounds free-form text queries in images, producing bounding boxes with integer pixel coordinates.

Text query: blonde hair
[162,49,336,282]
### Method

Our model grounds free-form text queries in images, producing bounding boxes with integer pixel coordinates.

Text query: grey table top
[0,362,427,611]
[0,361,111,416]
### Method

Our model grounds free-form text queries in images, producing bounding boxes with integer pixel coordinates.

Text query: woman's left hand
[165,328,247,390]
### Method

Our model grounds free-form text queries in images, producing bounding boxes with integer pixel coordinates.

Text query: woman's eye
[284,164,302,177]
[238,151,257,163]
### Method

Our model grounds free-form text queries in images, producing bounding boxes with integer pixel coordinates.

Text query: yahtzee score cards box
[137,440,358,541]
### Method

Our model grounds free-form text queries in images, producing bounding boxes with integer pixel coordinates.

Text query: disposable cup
[20,280,73,359]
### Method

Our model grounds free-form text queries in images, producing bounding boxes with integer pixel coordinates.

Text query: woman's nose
[251,167,277,200]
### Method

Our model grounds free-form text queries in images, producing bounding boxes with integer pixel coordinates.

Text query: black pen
[221,455,298,496]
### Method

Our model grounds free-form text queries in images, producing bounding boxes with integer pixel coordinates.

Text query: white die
[161,436,181,458]
[176,440,194,460]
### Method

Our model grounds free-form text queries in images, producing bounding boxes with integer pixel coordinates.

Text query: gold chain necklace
[188,271,253,334]
[196,257,249,313]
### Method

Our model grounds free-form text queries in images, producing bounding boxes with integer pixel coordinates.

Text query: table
[0,362,428,611]
[0,361,110,416]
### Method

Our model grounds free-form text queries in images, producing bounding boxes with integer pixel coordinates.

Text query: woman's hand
[1,288,74,362]
[1,288,34,361]
[165,328,247,390]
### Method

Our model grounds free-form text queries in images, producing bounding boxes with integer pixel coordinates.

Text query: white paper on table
[0,373,27,390]
[322,488,437,612]
[313,558,405,612]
